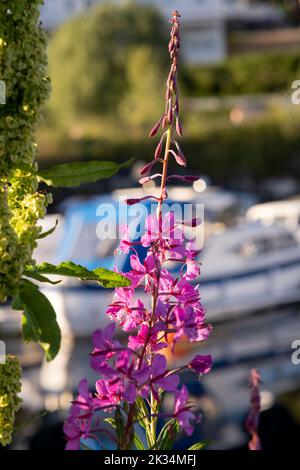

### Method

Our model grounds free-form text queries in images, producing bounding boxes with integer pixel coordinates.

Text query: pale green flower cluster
[0,1,51,302]
[0,355,22,447]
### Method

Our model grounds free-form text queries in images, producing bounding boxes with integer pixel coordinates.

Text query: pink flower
[64,419,82,450]
[188,354,213,375]
[129,253,157,291]
[173,385,198,436]
[95,378,124,408]
[246,369,262,451]
[116,350,148,378]
[141,212,183,248]
[128,324,167,352]
[184,244,201,280]
[118,224,133,254]
[149,354,179,400]
[173,306,211,343]
[64,379,95,450]
[106,288,146,331]
[90,323,120,371]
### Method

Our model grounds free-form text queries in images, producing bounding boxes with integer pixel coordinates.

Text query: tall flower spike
[65,11,212,451]
[246,369,262,451]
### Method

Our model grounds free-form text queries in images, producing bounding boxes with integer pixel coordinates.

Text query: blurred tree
[118,46,165,129]
[253,0,300,25]
[48,1,168,127]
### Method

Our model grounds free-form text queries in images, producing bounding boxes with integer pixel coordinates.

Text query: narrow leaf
[104,418,117,429]
[37,158,134,187]
[115,407,125,444]
[188,441,211,450]
[157,419,180,450]
[133,433,145,450]
[135,397,150,431]
[37,219,58,239]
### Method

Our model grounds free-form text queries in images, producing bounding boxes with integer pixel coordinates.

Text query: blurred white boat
[36,221,300,335]
[2,200,300,336]
[246,199,300,241]
[201,222,300,320]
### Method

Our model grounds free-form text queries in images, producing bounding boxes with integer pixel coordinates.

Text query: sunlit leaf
[13,280,61,361]
[37,158,134,187]
[26,261,131,288]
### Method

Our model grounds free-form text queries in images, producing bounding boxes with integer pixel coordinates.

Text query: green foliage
[182,50,300,97]
[0,356,22,446]
[40,108,300,182]
[157,419,180,450]
[13,280,61,361]
[0,0,51,302]
[37,158,134,187]
[133,433,145,450]
[24,261,131,288]
[188,441,211,450]
[47,2,168,126]
[119,46,165,129]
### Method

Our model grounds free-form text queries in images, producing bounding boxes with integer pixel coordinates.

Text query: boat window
[237,237,272,258]
[272,234,297,251]
[238,241,257,258]
[274,216,288,226]
[70,222,119,262]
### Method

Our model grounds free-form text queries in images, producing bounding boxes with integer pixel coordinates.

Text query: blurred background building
[40,0,284,64]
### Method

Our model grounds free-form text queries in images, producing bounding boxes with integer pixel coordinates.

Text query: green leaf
[157,419,180,450]
[37,158,134,187]
[25,261,131,288]
[115,407,125,444]
[133,433,145,450]
[23,270,61,285]
[37,219,58,239]
[188,441,212,450]
[104,418,116,429]
[135,397,150,431]
[13,280,61,361]
[93,267,131,288]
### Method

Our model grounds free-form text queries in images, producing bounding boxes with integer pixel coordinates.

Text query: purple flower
[95,378,124,408]
[147,354,179,400]
[106,288,146,331]
[64,419,82,450]
[188,354,212,375]
[118,224,134,254]
[128,324,167,352]
[141,212,183,248]
[246,369,262,451]
[173,306,211,343]
[173,385,199,436]
[129,253,157,291]
[64,379,95,450]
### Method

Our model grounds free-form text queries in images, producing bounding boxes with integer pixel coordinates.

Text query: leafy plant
[0,0,131,356]
[0,0,131,445]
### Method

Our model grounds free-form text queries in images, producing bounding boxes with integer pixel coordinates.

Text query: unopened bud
[176,118,183,137]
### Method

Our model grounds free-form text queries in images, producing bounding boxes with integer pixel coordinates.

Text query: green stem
[158,125,172,222]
